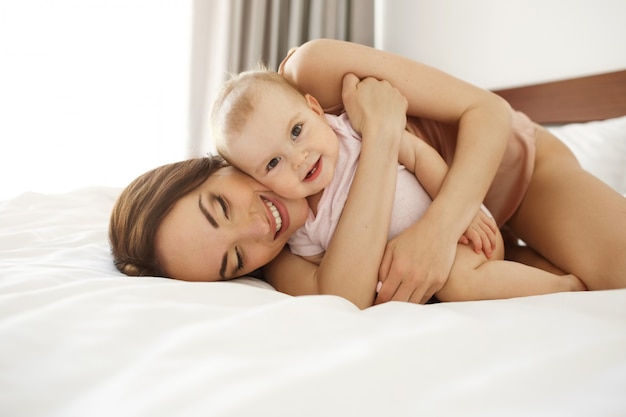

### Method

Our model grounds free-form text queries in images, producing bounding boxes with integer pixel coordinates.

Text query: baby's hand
[458,207,498,258]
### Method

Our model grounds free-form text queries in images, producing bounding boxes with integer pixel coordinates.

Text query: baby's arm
[398,131,497,257]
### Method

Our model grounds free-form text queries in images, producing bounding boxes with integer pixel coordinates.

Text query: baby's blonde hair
[210,67,305,160]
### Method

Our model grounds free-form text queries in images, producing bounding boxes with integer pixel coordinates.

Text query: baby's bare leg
[436,232,585,302]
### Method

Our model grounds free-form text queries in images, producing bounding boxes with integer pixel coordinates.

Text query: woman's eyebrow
[199,194,229,280]
[198,195,218,228]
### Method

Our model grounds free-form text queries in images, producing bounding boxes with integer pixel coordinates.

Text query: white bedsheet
[2,117,626,417]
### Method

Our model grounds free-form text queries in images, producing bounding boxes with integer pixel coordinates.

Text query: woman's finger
[378,247,392,283]
[341,73,359,95]
[391,276,431,304]
[374,273,401,304]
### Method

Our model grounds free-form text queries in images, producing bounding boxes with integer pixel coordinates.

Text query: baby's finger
[467,229,483,254]
[481,232,493,258]
[486,225,498,252]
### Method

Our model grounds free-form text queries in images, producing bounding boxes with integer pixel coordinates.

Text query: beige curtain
[189,0,374,155]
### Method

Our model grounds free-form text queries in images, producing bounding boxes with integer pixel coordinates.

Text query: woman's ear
[305,94,324,115]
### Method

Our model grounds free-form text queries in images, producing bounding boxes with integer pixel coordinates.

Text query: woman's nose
[235,210,271,240]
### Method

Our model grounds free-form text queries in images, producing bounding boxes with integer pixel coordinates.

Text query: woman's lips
[304,157,322,182]
[262,196,290,239]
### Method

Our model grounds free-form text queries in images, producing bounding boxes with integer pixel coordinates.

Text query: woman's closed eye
[214,194,229,219]
[235,247,244,271]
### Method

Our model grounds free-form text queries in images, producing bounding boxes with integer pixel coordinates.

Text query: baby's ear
[304,94,324,115]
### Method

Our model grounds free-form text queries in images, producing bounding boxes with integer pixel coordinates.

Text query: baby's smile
[304,157,322,182]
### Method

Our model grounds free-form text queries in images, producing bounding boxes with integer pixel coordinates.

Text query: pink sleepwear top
[279,47,537,228]
[287,113,432,257]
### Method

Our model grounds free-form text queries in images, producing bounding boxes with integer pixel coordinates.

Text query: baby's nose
[291,149,308,168]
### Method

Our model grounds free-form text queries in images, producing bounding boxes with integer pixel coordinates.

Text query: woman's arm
[282,39,512,303]
[264,75,406,309]
[399,131,497,258]
[283,39,510,239]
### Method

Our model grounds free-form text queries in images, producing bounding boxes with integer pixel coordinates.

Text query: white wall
[0,0,192,200]
[375,0,626,89]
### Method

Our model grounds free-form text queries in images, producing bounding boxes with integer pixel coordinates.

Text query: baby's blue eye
[267,157,281,171]
[290,124,302,140]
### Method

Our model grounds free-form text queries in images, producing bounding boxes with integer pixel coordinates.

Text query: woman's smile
[261,195,289,239]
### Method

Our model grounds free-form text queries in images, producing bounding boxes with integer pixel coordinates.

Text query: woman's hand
[298,74,409,308]
[343,73,456,305]
[341,73,407,142]
[375,210,457,305]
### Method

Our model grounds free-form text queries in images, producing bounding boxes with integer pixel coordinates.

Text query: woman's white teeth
[265,200,282,232]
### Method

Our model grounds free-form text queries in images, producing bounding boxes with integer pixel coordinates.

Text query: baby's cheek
[281,184,308,200]
[279,183,309,200]
[258,177,292,198]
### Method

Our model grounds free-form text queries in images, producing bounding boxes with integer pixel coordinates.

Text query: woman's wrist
[431,97,511,233]
[424,195,475,244]
[361,120,403,157]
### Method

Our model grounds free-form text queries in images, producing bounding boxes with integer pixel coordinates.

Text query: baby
[211,69,584,301]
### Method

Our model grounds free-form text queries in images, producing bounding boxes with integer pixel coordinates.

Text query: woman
[111,73,412,309]
[110,39,626,307]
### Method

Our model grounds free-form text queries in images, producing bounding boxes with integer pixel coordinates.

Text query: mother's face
[155,167,309,282]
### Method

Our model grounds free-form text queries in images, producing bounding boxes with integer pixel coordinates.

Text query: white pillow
[547,116,626,195]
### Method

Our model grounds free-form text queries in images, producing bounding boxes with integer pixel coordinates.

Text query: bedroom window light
[0,0,192,200]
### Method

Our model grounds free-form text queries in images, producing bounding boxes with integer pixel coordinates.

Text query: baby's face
[223,90,339,200]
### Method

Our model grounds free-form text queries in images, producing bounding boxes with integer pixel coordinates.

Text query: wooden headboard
[493,70,626,124]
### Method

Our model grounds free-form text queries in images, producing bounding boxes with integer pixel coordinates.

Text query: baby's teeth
[265,200,282,232]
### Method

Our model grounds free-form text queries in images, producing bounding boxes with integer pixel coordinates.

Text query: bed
[2,71,625,417]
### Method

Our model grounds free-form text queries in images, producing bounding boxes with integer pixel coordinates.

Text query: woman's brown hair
[109,156,228,277]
